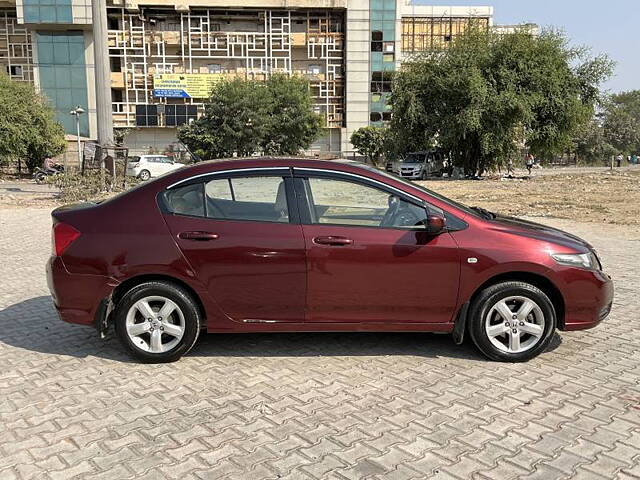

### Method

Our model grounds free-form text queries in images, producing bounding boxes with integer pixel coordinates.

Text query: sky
[419,0,639,93]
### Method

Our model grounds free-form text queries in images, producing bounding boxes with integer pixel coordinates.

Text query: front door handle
[313,236,353,246]
[178,231,219,241]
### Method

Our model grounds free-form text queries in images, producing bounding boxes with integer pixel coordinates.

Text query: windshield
[402,154,426,163]
[361,165,486,219]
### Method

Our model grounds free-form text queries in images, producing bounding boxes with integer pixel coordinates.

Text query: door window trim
[167,167,291,190]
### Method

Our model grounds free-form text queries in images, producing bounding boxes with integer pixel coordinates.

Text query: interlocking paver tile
[0,208,639,479]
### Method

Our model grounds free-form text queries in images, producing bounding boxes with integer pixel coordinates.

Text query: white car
[126,155,185,180]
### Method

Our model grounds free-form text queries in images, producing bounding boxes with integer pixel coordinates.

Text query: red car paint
[46,158,613,336]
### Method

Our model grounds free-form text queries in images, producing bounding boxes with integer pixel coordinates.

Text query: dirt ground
[419,167,640,228]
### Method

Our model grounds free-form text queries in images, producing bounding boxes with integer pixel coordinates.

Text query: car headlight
[551,252,599,270]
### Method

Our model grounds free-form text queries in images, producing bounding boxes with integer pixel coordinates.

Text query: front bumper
[398,172,422,179]
[560,268,614,331]
[46,256,117,327]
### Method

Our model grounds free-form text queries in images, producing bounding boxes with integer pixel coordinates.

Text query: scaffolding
[0,9,34,82]
[107,7,345,130]
[401,16,490,53]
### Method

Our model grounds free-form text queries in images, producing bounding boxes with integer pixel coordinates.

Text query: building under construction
[0,0,494,158]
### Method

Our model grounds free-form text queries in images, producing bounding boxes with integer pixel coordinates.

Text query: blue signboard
[153,89,190,98]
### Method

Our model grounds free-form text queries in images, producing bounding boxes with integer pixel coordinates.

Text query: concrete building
[0,0,494,159]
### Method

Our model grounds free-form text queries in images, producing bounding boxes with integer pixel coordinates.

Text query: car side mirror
[425,214,446,234]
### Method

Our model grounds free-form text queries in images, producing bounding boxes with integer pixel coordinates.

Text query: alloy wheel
[125,295,185,353]
[484,295,545,354]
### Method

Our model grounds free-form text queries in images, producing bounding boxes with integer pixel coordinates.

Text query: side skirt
[206,322,456,334]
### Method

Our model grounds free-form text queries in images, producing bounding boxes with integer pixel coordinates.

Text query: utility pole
[70,106,85,173]
[92,0,114,148]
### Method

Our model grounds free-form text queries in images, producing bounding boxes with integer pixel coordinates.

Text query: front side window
[303,177,428,229]
[205,176,289,223]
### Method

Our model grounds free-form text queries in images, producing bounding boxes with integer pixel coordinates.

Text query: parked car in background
[390,150,448,179]
[47,157,613,363]
[126,155,185,181]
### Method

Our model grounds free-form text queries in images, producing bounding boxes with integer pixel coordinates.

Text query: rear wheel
[115,281,201,363]
[468,281,556,362]
[138,169,151,181]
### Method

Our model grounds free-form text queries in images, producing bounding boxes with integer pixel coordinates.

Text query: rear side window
[205,176,289,223]
[164,176,290,223]
[163,183,204,217]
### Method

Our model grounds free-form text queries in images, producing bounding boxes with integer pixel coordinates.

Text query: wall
[342,0,370,153]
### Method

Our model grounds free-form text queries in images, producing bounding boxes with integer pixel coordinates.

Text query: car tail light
[52,222,80,256]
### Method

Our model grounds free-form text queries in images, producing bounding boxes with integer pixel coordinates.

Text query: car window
[163,183,204,217]
[305,177,427,228]
[205,176,289,223]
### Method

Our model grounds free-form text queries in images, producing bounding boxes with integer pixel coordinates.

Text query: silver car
[392,151,447,180]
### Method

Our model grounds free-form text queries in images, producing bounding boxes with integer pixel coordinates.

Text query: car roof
[172,156,370,176]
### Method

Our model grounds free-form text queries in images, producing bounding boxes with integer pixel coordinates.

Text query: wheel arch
[466,271,566,330]
[110,274,207,327]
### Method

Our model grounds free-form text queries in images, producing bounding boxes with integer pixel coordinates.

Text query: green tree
[178,75,322,159]
[261,75,323,155]
[0,74,66,172]
[602,90,640,154]
[572,116,616,165]
[390,27,613,176]
[350,126,388,167]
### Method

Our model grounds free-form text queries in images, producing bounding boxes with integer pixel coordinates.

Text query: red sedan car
[46,158,613,363]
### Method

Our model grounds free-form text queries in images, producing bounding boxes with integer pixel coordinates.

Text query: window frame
[158,167,300,224]
[292,169,433,231]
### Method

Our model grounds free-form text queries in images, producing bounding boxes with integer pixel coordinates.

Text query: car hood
[490,214,593,252]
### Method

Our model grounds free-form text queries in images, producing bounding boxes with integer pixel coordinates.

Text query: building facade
[0,0,493,158]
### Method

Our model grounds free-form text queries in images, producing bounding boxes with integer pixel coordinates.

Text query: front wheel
[34,172,46,184]
[115,281,201,363]
[468,281,556,362]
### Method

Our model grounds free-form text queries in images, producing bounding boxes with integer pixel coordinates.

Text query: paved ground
[0,207,639,480]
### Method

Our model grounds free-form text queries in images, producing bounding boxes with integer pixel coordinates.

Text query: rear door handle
[313,236,353,246]
[178,231,219,241]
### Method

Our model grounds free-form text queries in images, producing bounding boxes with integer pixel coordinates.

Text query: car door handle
[313,236,353,246]
[178,231,219,241]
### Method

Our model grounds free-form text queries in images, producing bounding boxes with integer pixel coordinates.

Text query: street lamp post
[69,106,85,173]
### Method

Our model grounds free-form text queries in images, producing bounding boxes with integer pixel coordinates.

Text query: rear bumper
[46,256,117,327]
[561,269,614,331]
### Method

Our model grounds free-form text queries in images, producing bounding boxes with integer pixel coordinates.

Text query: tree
[602,90,640,154]
[389,27,613,176]
[261,75,324,155]
[572,116,615,165]
[0,74,66,172]
[350,126,388,167]
[178,75,322,159]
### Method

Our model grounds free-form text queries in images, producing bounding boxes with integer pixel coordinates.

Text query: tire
[115,281,201,363]
[420,170,428,180]
[138,169,151,181]
[468,281,556,362]
[34,172,46,184]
